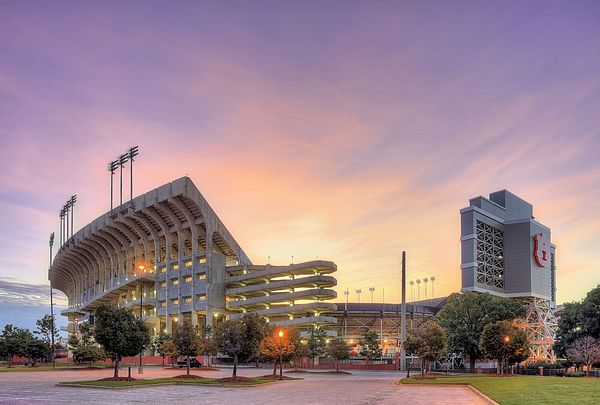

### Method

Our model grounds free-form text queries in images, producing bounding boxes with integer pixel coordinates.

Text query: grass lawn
[0,364,109,372]
[401,375,600,405]
[59,376,297,388]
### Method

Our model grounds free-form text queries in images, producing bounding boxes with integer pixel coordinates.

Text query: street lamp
[137,263,146,374]
[277,329,284,379]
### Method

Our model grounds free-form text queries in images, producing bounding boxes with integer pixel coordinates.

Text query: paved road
[0,367,489,405]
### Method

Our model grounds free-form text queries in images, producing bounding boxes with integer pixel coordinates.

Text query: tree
[153,333,172,365]
[239,313,269,364]
[35,314,58,361]
[306,326,327,363]
[23,338,49,367]
[555,285,600,357]
[479,320,529,374]
[200,326,218,367]
[437,292,526,371]
[404,321,448,376]
[174,322,201,376]
[72,344,105,366]
[213,320,246,378]
[0,325,33,367]
[326,338,351,372]
[259,327,301,376]
[566,336,600,376]
[93,305,151,379]
[160,341,178,367]
[360,331,382,363]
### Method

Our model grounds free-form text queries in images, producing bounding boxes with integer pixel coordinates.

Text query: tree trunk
[470,356,476,373]
[233,354,238,378]
[421,359,425,377]
[496,359,501,375]
[336,359,340,373]
[272,360,277,376]
[162,356,165,366]
[187,355,190,376]
[114,356,120,379]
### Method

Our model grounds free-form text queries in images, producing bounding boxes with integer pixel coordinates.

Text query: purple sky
[1,1,600,329]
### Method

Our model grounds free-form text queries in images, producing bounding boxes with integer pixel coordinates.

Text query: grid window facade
[476,220,504,288]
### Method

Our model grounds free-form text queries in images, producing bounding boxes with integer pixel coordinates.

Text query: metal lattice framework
[517,297,558,361]
[476,221,504,288]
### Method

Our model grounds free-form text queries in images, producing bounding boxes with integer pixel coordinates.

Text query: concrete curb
[467,385,499,405]
[56,379,280,390]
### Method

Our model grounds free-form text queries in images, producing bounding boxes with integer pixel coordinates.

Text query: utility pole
[49,233,55,369]
[400,251,407,372]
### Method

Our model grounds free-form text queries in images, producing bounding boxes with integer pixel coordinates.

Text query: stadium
[50,176,558,362]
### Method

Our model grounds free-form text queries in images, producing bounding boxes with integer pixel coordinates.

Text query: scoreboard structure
[460,190,557,359]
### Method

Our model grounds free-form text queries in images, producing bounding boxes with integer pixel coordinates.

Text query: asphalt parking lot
[0,366,489,404]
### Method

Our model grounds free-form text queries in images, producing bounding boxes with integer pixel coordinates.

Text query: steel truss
[516,297,557,361]
[476,221,504,288]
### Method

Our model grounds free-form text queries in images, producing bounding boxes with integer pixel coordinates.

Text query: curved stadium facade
[49,177,338,338]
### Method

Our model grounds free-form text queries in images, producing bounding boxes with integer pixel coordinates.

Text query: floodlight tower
[415,279,421,300]
[49,232,56,369]
[108,160,118,210]
[355,289,362,303]
[369,287,375,304]
[409,280,415,301]
[430,276,436,298]
[128,146,139,201]
[423,278,429,299]
[118,153,129,206]
[69,195,77,238]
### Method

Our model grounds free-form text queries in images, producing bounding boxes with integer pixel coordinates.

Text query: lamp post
[138,263,146,374]
[278,329,284,379]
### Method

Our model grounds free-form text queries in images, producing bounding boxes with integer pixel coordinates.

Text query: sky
[1,0,599,331]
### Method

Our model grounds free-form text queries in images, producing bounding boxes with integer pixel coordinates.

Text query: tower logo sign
[533,232,549,268]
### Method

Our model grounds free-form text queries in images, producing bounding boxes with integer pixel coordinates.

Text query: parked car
[177,357,202,368]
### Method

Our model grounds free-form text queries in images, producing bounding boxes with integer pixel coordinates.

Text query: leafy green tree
[479,320,529,374]
[213,320,246,378]
[437,292,526,371]
[239,313,269,364]
[23,338,49,367]
[93,305,150,379]
[260,327,302,375]
[326,338,351,372]
[0,325,33,367]
[35,314,58,360]
[555,286,600,357]
[306,326,327,363]
[200,326,218,367]
[72,344,105,366]
[360,331,382,363]
[174,322,201,376]
[404,321,448,376]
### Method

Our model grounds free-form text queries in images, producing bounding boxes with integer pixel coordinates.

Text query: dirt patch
[97,377,137,381]
[173,374,204,379]
[217,376,252,383]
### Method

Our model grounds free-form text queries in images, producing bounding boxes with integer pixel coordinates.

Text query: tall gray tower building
[460,190,557,359]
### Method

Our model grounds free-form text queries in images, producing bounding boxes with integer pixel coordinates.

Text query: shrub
[565,371,585,377]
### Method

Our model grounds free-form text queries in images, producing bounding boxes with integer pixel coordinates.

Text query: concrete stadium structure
[49,177,338,338]
[461,190,558,359]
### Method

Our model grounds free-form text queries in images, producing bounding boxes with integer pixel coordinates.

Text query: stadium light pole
[128,146,139,201]
[369,287,375,304]
[59,209,64,246]
[49,232,56,369]
[422,278,428,299]
[355,289,362,303]
[108,160,118,210]
[63,202,70,241]
[415,279,421,300]
[118,153,129,206]
[430,276,436,298]
[69,195,77,239]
